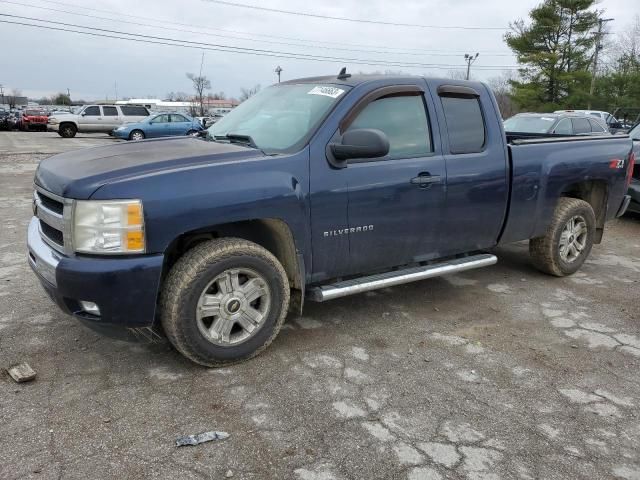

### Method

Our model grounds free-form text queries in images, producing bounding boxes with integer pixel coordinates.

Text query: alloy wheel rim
[195,268,271,346]
[559,215,588,263]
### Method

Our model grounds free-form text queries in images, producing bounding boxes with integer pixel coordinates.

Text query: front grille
[34,187,71,254]
[40,220,64,246]
[36,191,63,215]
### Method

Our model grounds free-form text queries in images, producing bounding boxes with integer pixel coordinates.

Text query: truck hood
[35,137,264,198]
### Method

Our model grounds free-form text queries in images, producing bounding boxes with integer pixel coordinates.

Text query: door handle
[410,173,441,187]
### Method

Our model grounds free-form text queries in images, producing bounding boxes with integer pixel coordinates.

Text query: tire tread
[160,238,289,367]
[529,197,595,277]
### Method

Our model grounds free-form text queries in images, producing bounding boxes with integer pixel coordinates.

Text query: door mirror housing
[330,129,390,162]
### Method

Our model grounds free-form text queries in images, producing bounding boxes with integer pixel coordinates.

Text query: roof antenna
[337,67,351,80]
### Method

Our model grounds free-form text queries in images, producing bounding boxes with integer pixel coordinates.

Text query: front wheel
[59,123,77,138]
[160,238,290,367]
[129,130,145,141]
[529,197,596,276]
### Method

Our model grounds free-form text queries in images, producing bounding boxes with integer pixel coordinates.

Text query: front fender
[90,148,311,265]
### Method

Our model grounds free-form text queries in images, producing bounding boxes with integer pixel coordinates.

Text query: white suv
[48,105,150,138]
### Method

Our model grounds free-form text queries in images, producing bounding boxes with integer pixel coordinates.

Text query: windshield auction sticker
[307,86,345,99]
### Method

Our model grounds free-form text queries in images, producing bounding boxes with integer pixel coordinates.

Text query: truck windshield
[503,115,557,133]
[207,83,349,153]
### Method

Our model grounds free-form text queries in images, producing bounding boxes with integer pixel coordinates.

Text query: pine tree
[505,0,600,111]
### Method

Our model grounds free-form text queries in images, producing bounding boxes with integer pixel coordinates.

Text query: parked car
[627,123,640,214]
[554,109,626,133]
[48,105,150,137]
[112,112,203,140]
[28,74,633,366]
[504,112,610,137]
[20,109,49,131]
[0,109,11,131]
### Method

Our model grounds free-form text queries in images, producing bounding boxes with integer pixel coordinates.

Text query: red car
[20,109,48,131]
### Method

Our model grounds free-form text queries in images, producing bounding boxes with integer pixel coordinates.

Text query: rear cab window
[438,87,486,154]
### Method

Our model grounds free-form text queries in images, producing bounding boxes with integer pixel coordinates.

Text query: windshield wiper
[214,133,259,149]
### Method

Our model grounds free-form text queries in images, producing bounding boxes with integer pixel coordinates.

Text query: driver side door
[78,106,102,131]
[147,114,170,138]
[341,87,447,274]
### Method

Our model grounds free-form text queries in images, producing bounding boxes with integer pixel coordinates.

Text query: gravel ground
[1,132,639,480]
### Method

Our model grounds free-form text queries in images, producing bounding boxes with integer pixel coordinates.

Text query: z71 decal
[609,159,625,169]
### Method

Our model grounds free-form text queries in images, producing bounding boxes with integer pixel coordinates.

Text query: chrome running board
[307,253,497,302]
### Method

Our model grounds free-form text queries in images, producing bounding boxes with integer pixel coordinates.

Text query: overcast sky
[0,0,637,101]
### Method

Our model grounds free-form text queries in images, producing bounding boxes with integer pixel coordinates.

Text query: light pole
[0,84,4,108]
[588,18,614,109]
[275,65,283,83]
[464,53,479,80]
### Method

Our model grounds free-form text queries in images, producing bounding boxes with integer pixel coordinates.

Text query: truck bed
[499,134,632,244]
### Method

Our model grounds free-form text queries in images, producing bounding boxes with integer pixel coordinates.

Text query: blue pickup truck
[28,73,635,366]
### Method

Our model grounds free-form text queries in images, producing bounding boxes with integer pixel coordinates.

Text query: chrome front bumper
[27,216,61,286]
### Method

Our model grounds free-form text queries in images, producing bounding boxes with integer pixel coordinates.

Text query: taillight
[627,151,636,188]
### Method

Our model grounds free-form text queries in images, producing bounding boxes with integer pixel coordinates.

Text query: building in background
[115,98,239,115]
[0,96,28,109]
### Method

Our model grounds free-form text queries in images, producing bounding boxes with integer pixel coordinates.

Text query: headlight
[48,117,58,124]
[73,200,145,254]
[115,126,125,131]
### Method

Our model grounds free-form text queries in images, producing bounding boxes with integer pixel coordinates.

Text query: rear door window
[553,118,572,134]
[170,114,189,123]
[440,96,485,153]
[102,106,118,116]
[571,118,591,134]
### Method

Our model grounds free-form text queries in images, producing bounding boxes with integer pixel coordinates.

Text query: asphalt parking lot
[1,131,639,480]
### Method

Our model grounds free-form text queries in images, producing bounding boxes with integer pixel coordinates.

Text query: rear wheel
[59,123,77,138]
[529,197,596,276]
[186,129,198,136]
[160,238,290,367]
[129,130,145,141]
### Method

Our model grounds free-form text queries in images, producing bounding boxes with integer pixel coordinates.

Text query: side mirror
[81,112,86,116]
[330,129,390,161]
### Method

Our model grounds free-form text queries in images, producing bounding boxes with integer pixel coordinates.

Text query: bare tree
[614,15,640,73]
[186,72,211,116]
[239,85,260,102]
[447,69,469,80]
[487,71,519,119]
[7,88,22,109]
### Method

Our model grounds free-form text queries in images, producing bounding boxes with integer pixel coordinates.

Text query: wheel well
[59,121,76,129]
[164,218,303,290]
[560,180,608,243]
